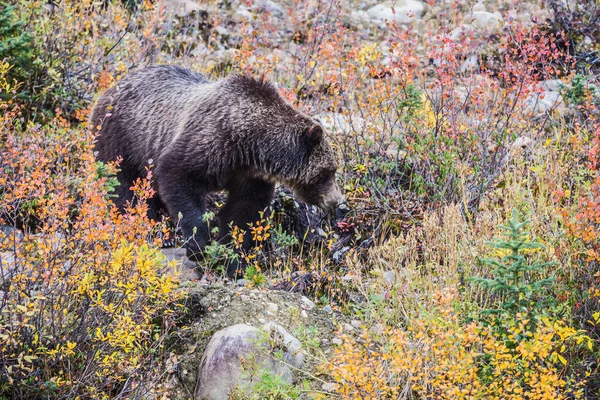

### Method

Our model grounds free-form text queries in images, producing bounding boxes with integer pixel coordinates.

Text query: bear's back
[92,65,212,169]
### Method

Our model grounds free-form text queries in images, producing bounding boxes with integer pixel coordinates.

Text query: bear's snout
[321,183,345,212]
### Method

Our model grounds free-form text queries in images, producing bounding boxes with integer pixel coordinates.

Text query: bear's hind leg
[218,177,275,278]
[157,173,210,261]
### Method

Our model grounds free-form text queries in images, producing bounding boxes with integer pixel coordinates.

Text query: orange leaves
[0,88,182,397]
[564,175,600,266]
[96,70,115,91]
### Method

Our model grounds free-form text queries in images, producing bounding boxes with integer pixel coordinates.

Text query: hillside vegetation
[1,0,600,398]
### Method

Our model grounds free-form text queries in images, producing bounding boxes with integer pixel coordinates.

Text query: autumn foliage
[0,62,182,398]
[1,0,600,398]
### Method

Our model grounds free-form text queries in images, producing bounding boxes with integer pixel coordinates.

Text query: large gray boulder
[195,323,304,399]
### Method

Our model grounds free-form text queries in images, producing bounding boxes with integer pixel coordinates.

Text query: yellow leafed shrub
[0,63,183,399]
[325,288,588,399]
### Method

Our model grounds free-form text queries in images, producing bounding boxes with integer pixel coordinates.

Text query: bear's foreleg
[219,177,275,278]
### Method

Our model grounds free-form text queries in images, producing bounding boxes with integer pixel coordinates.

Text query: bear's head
[225,74,345,211]
[291,123,345,212]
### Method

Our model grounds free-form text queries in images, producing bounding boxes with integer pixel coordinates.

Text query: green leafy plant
[272,224,298,248]
[563,74,597,106]
[244,264,267,287]
[202,241,239,275]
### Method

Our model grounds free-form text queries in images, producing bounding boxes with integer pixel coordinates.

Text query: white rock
[370,323,386,335]
[460,54,479,73]
[300,296,316,310]
[469,11,503,31]
[236,4,253,19]
[196,323,303,400]
[367,0,426,25]
[450,24,474,41]
[513,136,533,149]
[383,270,396,285]
[542,79,564,92]
[235,278,248,287]
[317,112,371,135]
[472,2,486,12]
[266,302,279,314]
[262,322,305,367]
[0,252,15,281]
[252,0,284,16]
[347,10,372,28]
[163,0,203,17]
[525,90,565,115]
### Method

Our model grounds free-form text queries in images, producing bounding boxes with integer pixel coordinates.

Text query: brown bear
[90,65,343,276]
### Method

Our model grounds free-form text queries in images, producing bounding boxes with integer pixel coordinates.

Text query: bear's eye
[317,170,334,186]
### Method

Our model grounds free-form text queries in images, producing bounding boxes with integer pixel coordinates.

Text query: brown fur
[90,65,343,276]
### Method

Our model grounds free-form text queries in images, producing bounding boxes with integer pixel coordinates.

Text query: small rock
[0,252,15,281]
[0,225,23,245]
[350,320,362,329]
[235,278,248,287]
[252,0,284,16]
[332,338,343,345]
[367,0,426,25]
[472,2,486,12]
[343,323,355,332]
[323,305,333,314]
[513,136,533,150]
[525,90,565,115]
[346,10,372,29]
[262,322,305,368]
[341,274,359,283]
[165,0,203,17]
[542,79,564,92]
[236,4,253,19]
[300,296,316,310]
[470,11,503,31]
[266,302,279,314]
[322,382,338,392]
[460,54,479,73]
[383,270,395,285]
[300,310,308,318]
[450,24,474,41]
[333,246,351,264]
[370,323,386,336]
[240,295,251,302]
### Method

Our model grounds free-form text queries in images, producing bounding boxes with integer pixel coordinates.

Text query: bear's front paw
[185,239,205,262]
[225,257,246,280]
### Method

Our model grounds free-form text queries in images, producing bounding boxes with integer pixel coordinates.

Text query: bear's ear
[304,124,323,143]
